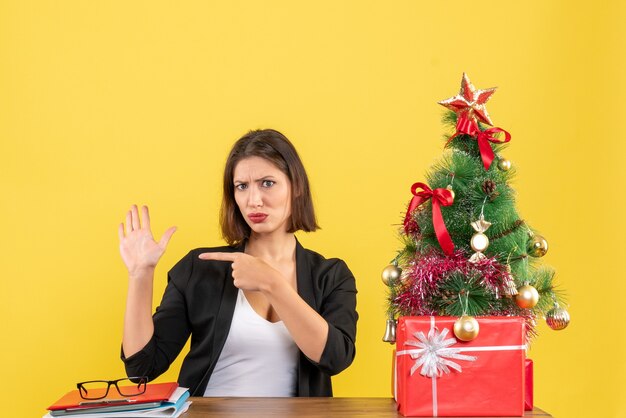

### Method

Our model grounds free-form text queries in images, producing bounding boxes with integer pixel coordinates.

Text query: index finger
[198,252,240,262]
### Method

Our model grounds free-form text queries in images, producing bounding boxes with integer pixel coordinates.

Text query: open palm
[118,205,176,276]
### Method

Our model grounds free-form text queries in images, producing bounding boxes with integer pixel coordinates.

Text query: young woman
[118,129,358,397]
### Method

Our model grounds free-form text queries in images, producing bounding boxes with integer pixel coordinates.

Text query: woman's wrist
[128,266,156,282]
[261,270,290,297]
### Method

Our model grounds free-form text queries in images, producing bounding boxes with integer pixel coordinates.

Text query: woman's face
[233,156,292,237]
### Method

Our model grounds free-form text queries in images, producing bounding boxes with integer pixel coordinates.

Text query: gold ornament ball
[546,306,570,330]
[498,158,511,171]
[453,315,480,341]
[515,284,539,309]
[381,265,402,286]
[527,234,549,257]
[470,233,490,252]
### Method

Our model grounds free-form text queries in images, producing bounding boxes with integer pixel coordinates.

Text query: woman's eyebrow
[233,175,276,183]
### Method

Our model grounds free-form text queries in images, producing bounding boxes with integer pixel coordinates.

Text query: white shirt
[203,289,299,397]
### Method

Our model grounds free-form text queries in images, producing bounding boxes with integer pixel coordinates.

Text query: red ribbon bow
[403,182,455,255]
[447,117,511,170]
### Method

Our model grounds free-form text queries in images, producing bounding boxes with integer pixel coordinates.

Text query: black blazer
[121,239,358,396]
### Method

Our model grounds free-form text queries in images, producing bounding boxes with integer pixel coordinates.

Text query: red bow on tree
[403,182,455,255]
[448,117,511,171]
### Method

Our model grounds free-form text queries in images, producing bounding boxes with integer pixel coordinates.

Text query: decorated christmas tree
[382,73,570,344]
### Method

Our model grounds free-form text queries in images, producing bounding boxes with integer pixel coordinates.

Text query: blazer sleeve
[121,252,194,381]
[314,259,358,376]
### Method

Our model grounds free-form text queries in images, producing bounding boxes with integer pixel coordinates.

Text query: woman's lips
[248,213,268,223]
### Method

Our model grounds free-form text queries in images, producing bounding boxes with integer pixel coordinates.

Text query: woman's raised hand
[118,205,176,278]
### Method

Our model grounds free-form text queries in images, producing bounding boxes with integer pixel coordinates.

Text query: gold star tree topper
[438,73,497,126]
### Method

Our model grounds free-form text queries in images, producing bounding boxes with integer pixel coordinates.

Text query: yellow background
[1,1,624,417]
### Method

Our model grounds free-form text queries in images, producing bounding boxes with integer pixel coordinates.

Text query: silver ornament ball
[381,264,402,286]
[546,305,570,330]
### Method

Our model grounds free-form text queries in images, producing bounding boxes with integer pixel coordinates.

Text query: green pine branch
[433,272,495,316]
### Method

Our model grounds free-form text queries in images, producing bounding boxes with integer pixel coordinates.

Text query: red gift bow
[403,182,455,255]
[447,117,511,170]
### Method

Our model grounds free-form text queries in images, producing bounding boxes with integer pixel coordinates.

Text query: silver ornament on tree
[381,262,400,343]
[382,315,397,343]
[381,264,402,286]
[546,303,570,330]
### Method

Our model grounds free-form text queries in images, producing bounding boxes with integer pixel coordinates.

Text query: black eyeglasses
[77,377,149,400]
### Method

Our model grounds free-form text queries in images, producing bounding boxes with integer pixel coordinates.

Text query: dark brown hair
[220,129,319,245]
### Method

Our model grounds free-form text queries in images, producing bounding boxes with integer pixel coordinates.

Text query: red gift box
[396,316,526,417]
[525,359,533,410]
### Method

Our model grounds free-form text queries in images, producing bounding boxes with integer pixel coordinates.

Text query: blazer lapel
[211,241,244,353]
[295,238,314,396]
[195,242,242,396]
[295,238,316,310]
